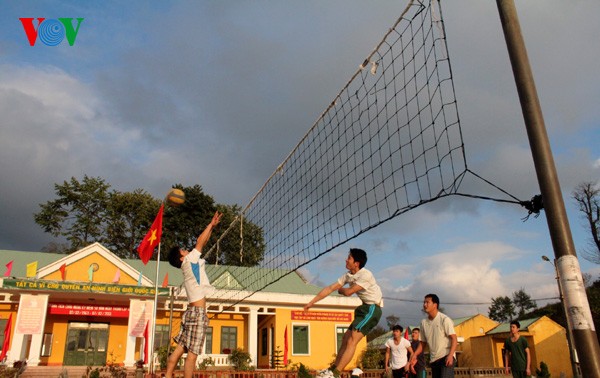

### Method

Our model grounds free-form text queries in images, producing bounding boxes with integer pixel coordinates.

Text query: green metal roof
[0,248,323,296]
[486,317,540,335]
[452,315,474,326]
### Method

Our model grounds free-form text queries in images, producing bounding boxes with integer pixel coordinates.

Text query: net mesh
[205,0,467,306]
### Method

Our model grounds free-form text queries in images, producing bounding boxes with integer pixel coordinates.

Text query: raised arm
[303,281,343,311]
[195,211,222,252]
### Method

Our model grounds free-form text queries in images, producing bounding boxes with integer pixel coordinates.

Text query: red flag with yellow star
[137,204,164,265]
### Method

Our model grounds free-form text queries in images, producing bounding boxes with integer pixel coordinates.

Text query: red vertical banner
[283,325,288,365]
[404,327,409,340]
[0,313,13,361]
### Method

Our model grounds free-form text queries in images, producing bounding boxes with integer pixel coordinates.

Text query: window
[205,327,213,354]
[261,328,268,356]
[154,325,171,350]
[336,326,349,352]
[221,326,237,353]
[292,324,309,355]
[41,333,54,357]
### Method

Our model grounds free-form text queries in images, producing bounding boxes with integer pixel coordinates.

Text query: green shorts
[350,303,382,335]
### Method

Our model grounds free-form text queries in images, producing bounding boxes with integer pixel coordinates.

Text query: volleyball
[166,188,185,207]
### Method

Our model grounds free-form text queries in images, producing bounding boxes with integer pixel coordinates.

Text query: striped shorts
[350,303,382,335]
[173,306,209,355]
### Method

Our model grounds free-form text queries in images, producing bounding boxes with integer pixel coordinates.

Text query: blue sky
[1,1,599,326]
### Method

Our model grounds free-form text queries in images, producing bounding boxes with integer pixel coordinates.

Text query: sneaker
[316,369,335,378]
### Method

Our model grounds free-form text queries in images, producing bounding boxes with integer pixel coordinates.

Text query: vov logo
[19,18,84,46]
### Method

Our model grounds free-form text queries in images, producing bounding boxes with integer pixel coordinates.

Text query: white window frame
[291,323,311,356]
[335,324,349,352]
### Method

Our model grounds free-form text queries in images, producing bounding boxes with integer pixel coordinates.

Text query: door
[64,322,109,366]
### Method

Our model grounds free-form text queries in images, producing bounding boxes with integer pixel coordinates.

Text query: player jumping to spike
[304,248,383,377]
[165,211,222,378]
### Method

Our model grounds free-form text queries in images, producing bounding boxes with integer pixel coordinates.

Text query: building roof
[0,245,324,296]
[486,317,540,335]
[452,315,476,326]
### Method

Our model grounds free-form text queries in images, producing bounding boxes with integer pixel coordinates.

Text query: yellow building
[0,243,365,370]
[452,314,500,366]
[485,316,573,378]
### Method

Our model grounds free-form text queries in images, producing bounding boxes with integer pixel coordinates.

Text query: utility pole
[496,1,600,377]
[542,255,579,377]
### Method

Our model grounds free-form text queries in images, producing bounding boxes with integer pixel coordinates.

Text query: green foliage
[197,356,215,370]
[535,361,551,378]
[228,348,253,371]
[588,279,600,342]
[288,362,311,378]
[156,344,171,370]
[271,347,284,369]
[35,175,110,252]
[0,360,26,378]
[359,345,384,369]
[488,295,516,322]
[160,184,217,255]
[366,325,388,342]
[35,177,266,265]
[104,189,162,258]
[385,315,400,330]
[512,288,537,318]
[211,204,265,266]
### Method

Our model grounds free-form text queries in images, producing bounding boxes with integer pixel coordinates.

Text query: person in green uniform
[504,320,531,378]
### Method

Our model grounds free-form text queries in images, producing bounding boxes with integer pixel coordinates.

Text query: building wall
[454,315,499,368]
[464,336,495,367]
[272,307,363,370]
[210,313,247,353]
[43,252,137,285]
[0,244,365,370]
[528,318,571,378]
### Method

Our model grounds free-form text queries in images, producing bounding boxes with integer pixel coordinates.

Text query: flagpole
[149,198,167,375]
[149,219,162,375]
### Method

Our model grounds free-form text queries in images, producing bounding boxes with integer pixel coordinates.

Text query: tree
[34,176,110,252]
[366,325,387,342]
[104,189,162,259]
[160,185,266,266]
[209,204,265,267]
[488,296,515,322]
[358,345,384,369]
[35,177,266,265]
[573,181,600,263]
[512,288,537,318]
[386,315,400,330]
[160,184,217,257]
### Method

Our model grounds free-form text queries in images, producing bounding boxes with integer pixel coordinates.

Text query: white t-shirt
[181,248,214,302]
[420,311,456,362]
[337,267,383,306]
[385,337,411,369]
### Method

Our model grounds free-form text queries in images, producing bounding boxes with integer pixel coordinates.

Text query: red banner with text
[291,310,352,322]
